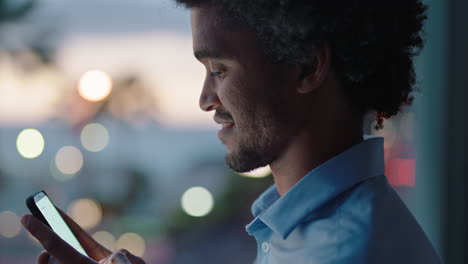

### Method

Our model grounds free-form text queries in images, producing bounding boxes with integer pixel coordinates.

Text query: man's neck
[270,123,363,196]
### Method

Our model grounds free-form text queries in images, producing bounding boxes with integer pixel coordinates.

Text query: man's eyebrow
[194,50,223,60]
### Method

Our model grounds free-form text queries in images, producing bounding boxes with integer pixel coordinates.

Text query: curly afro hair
[175,0,427,129]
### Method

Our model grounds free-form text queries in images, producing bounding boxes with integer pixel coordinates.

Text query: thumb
[56,208,111,260]
[21,215,95,264]
[117,249,145,264]
[100,252,132,264]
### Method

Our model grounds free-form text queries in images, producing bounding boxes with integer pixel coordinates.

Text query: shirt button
[262,241,270,253]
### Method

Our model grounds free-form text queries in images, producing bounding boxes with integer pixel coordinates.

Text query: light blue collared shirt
[246,137,440,264]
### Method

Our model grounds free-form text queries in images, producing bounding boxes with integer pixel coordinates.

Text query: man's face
[191,5,303,172]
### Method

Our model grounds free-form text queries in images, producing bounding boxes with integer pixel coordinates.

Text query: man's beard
[226,146,269,173]
[225,123,278,173]
[223,89,294,173]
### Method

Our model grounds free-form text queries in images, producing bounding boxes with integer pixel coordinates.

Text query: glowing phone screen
[35,194,88,257]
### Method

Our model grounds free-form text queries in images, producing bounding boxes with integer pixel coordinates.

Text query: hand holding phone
[26,190,89,256]
[23,190,116,263]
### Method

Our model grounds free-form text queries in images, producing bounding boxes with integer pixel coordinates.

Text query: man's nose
[199,78,221,112]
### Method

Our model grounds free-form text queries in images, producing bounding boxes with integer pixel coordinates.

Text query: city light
[92,231,116,251]
[55,146,84,175]
[78,70,113,102]
[238,165,272,178]
[0,211,21,238]
[50,159,75,182]
[68,198,102,231]
[80,123,110,152]
[116,233,146,257]
[16,129,45,159]
[385,158,416,187]
[181,186,214,217]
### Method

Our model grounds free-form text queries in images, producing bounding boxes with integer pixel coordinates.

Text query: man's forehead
[194,49,223,61]
[190,5,223,33]
[191,8,238,60]
[191,9,261,62]
[192,30,234,61]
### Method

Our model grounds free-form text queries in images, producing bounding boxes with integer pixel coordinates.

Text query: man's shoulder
[291,175,441,263]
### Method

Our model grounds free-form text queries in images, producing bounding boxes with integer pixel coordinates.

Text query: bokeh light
[238,165,272,178]
[67,198,102,230]
[55,146,84,175]
[92,231,116,251]
[50,159,75,182]
[385,158,417,187]
[16,129,45,159]
[78,70,113,102]
[116,233,146,257]
[181,186,214,217]
[80,123,110,152]
[0,211,21,238]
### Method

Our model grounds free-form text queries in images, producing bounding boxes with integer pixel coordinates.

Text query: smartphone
[26,190,89,257]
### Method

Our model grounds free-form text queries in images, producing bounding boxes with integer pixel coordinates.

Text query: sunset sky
[0,0,215,128]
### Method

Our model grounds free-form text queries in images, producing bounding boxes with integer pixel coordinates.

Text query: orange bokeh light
[78,70,112,102]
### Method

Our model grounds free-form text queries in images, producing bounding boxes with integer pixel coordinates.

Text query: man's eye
[210,71,225,78]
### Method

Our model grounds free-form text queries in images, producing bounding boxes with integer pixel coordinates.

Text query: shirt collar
[246,136,384,239]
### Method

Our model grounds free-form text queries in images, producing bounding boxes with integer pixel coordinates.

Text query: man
[22,0,441,263]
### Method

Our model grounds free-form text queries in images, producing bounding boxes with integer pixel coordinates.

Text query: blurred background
[0,0,466,263]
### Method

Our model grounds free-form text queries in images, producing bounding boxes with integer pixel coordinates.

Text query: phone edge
[25,190,52,229]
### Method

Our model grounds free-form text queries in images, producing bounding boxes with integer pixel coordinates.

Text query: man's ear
[297,43,332,94]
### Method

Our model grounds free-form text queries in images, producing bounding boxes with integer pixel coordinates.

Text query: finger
[21,214,94,264]
[38,251,60,264]
[103,252,131,264]
[56,208,112,260]
[98,251,142,264]
[37,251,49,264]
[118,249,145,264]
[47,256,60,264]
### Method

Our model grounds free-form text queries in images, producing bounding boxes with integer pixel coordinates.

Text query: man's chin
[225,149,268,173]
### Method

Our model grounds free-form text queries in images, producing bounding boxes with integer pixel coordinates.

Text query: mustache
[215,110,234,122]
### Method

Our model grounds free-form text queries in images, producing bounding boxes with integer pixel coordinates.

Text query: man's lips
[213,115,234,127]
[214,115,234,141]
[220,122,234,129]
[217,122,234,142]
[217,121,234,134]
